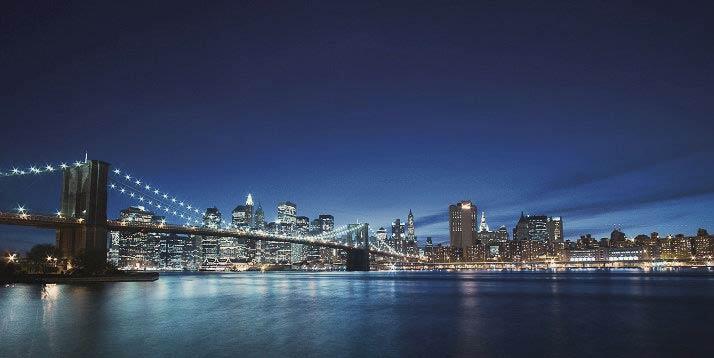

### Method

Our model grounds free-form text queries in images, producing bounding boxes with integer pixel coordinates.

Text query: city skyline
[2,1,713,248]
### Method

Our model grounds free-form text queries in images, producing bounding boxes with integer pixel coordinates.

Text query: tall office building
[547,216,564,242]
[496,225,509,242]
[475,211,497,243]
[231,194,254,228]
[254,203,266,229]
[201,207,222,262]
[527,215,549,241]
[277,201,297,226]
[405,210,418,255]
[392,218,405,253]
[407,210,415,240]
[292,216,311,263]
[478,212,490,232]
[317,214,334,232]
[514,213,563,242]
[376,227,387,241]
[110,206,165,269]
[203,207,222,229]
[449,201,477,249]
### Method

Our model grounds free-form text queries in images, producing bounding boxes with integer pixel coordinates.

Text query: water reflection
[2,272,714,357]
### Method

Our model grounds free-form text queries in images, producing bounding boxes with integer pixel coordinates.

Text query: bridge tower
[56,160,110,260]
[346,224,370,271]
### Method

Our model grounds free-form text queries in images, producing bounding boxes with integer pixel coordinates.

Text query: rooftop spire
[246,193,254,206]
[479,211,490,232]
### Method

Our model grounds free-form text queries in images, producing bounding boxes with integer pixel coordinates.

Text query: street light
[7,253,17,263]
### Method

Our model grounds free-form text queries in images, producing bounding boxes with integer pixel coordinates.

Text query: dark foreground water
[2,271,714,357]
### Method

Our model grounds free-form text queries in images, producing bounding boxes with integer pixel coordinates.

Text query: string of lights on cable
[0,160,83,177]
[108,179,204,225]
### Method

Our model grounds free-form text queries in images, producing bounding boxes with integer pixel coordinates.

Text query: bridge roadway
[0,212,410,259]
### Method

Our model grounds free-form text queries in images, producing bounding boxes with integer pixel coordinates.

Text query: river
[2,271,714,357]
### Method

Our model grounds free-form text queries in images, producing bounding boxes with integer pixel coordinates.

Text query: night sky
[1,1,713,250]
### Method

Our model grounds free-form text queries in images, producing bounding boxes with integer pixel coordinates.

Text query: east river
[2,271,714,357]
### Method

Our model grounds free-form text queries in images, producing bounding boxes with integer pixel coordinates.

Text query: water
[2,271,714,357]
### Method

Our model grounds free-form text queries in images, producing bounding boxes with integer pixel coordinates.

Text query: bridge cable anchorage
[0,160,81,178]
[108,179,204,225]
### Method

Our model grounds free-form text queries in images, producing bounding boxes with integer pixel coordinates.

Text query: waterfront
[2,271,714,357]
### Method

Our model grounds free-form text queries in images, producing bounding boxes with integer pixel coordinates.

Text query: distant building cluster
[376,210,419,257]
[107,196,714,270]
[421,200,714,264]
[108,194,360,271]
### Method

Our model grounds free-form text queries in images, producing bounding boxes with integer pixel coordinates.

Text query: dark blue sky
[1,1,713,250]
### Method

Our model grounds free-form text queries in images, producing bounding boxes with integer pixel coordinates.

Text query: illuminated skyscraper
[392,218,405,253]
[318,214,334,232]
[254,203,265,229]
[478,211,490,232]
[231,194,254,228]
[405,210,418,255]
[277,201,297,226]
[201,207,222,262]
[548,216,564,242]
[449,201,477,249]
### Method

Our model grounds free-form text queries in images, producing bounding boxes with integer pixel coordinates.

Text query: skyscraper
[231,194,254,228]
[254,203,266,229]
[475,211,496,243]
[277,201,297,226]
[547,216,563,242]
[496,225,509,242]
[391,218,405,253]
[376,227,387,241]
[407,210,415,239]
[406,210,418,255]
[449,201,477,249]
[201,207,222,262]
[478,211,490,232]
[514,213,563,242]
[318,214,334,232]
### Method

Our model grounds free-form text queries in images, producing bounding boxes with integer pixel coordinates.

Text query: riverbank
[1,271,159,284]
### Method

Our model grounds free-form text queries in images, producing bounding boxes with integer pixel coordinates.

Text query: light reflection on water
[1,271,713,357]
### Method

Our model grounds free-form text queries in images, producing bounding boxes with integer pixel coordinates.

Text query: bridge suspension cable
[108,179,204,225]
[0,160,82,178]
[108,167,211,223]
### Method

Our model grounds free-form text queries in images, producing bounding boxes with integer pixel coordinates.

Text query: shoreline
[2,272,159,284]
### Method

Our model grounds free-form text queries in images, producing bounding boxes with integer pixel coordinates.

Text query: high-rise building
[391,218,405,253]
[475,211,496,243]
[527,215,549,241]
[407,210,415,239]
[376,227,387,242]
[203,207,222,229]
[513,212,530,241]
[495,225,509,242]
[201,207,222,262]
[548,216,564,242]
[254,203,266,229]
[405,210,418,255]
[231,193,254,228]
[478,211,490,233]
[292,216,311,263]
[318,214,334,232]
[514,213,562,242]
[424,237,434,260]
[277,201,297,226]
[449,201,477,249]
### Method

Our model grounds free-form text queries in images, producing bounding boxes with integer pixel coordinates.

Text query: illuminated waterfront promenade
[389,259,714,271]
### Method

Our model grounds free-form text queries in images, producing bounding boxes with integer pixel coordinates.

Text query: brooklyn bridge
[0,159,416,271]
